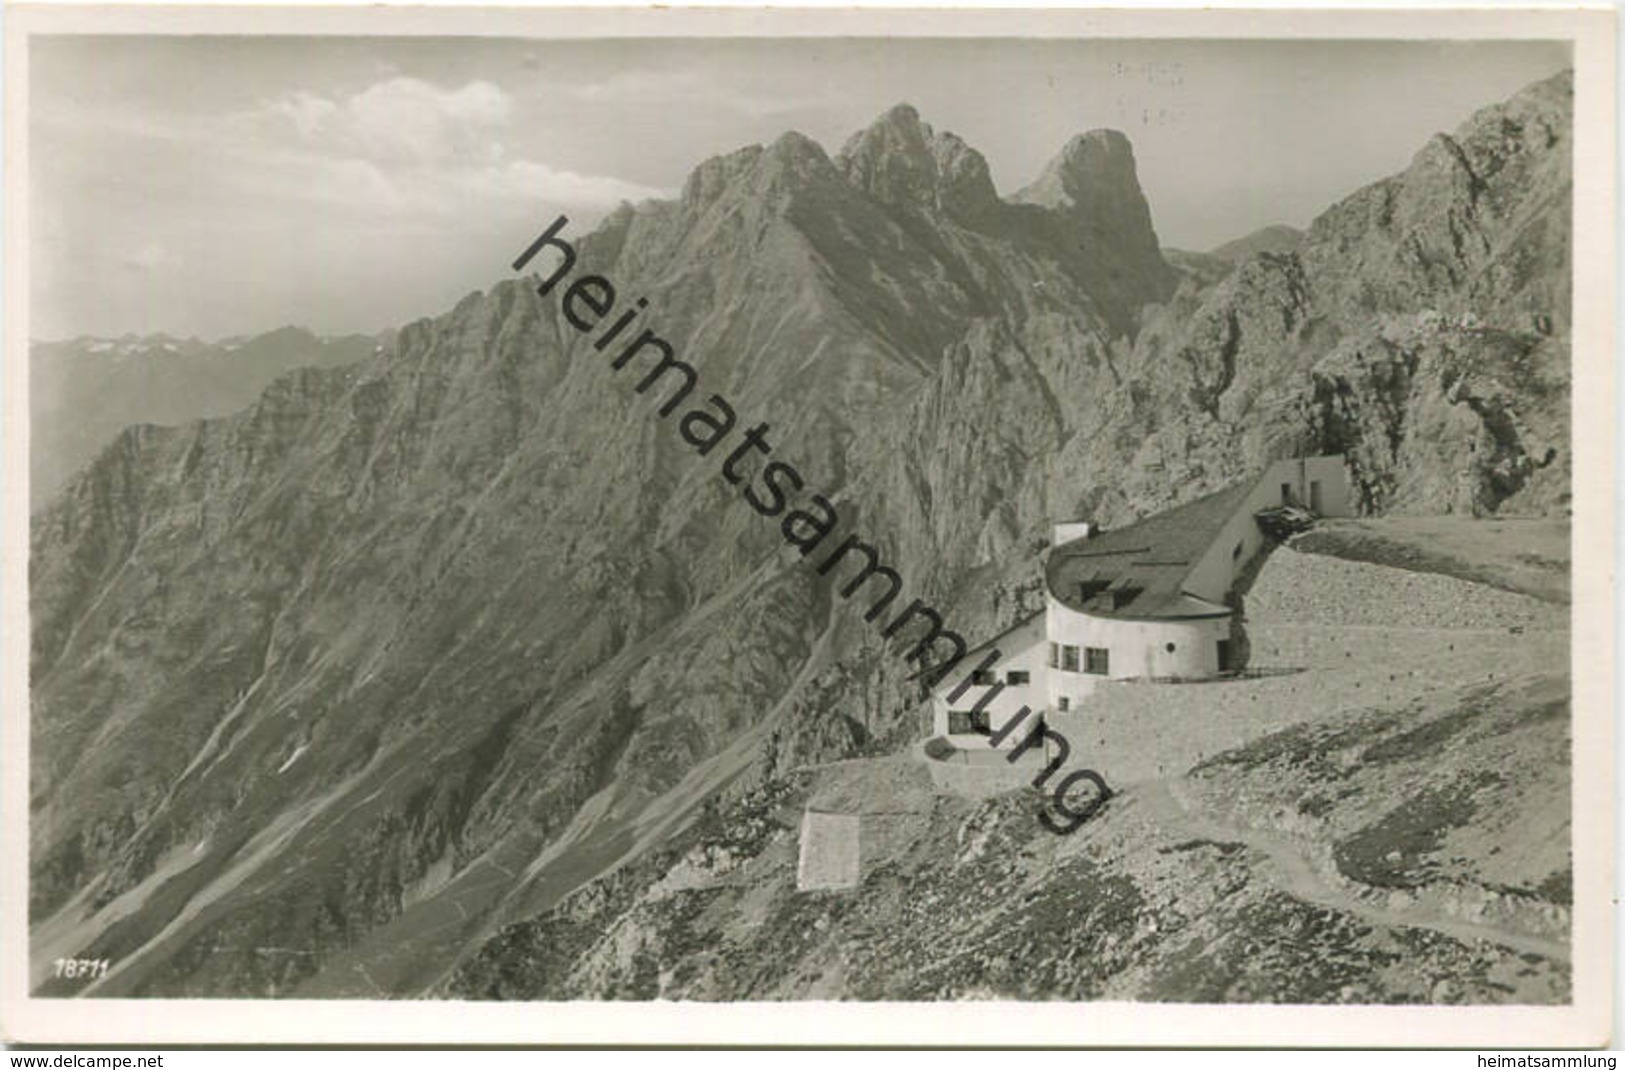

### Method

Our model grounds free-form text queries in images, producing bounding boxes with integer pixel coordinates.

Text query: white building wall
[1052,521,1093,546]
[1185,464,1286,604]
[1258,454,1354,518]
[1302,454,1355,517]
[931,616,1048,750]
[932,454,1350,746]
[1185,455,1353,604]
[1043,596,1231,711]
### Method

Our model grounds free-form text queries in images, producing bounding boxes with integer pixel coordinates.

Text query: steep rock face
[1049,69,1572,520]
[29,72,1571,999]
[1015,129,1180,326]
[1295,315,1569,516]
[29,328,377,505]
[1299,69,1571,332]
[30,98,1151,996]
[1030,250,1321,525]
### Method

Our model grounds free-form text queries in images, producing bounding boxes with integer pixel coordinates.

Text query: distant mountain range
[1164,224,1308,286]
[1210,223,1305,262]
[30,326,380,504]
[29,69,1572,999]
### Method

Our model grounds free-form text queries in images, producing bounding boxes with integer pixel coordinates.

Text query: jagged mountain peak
[679,143,767,211]
[676,131,845,219]
[1010,124,1177,315]
[1403,66,1570,191]
[839,101,931,154]
[1060,126,1134,159]
[1474,66,1572,130]
[877,100,924,127]
[759,129,839,181]
[1016,127,1140,212]
[1299,65,1572,332]
[835,101,999,219]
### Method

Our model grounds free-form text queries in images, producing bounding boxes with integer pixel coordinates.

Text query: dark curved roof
[1045,482,1254,621]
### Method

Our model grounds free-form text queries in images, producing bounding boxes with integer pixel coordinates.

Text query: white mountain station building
[931,454,1353,749]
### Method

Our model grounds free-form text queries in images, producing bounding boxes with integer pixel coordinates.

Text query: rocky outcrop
[1042,69,1572,521]
[836,103,1001,223]
[1299,69,1571,332]
[447,652,1571,1004]
[1292,314,1567,515]
[1015,129,1179,327]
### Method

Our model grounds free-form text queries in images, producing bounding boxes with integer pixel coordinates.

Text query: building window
[1058,696,1070,712]
[1006,670,1030,686]
[1165,642,1177,654]
[1084,647,1110,675]
[971,669,996,686]
[1112,585,1143,610]
[947,709,990,735]
[1061,645,1079,672]
[1077,579,1110,603]
[1049,642,1059,668]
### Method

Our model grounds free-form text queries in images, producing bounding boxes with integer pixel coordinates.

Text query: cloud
[262,78,512,165]
[237,77,667,214]
[338,77,511,163]
[221,141,666,222]
[271,91,338,140]
[466,160,667,208]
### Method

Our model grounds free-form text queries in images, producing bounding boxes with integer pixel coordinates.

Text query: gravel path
[1135,779,1570,963]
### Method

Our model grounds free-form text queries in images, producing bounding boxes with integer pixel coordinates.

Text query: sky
[29,36,1571,341]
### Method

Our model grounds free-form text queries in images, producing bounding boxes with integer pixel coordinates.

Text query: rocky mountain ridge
[29,69,1572,998]
[30,326,379,505]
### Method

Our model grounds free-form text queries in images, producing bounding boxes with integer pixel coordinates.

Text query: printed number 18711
[53,957,110,980]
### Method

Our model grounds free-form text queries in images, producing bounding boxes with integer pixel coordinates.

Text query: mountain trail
[1136,778,1569,963]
